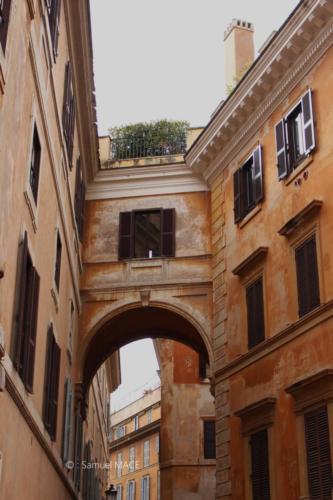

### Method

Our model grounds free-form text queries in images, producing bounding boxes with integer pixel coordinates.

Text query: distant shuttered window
[250,428,271,500]
[116,485,123,500]
[134,415,139,430]
[233,146,263,223]
[43,324,61,441]
[54,231,62,291]
[0,0,12,52]
[143,440,150,467]
[203,420,216,459]
[129,446,135,472]
[275,89,315,179]
[74,157,85,241]
[246,277,265,349]
[117,452,123,479]
[147,408,152,424]
[126,480,135,500]
[141,476,150,500]
[62,62,76,166]
[29,125,42,203]
[304,406,333,500]
[295,235,320,317]
[12,232,40,392]
[118,208,175,260]
[62,377,73,463]
[45,0,61,57]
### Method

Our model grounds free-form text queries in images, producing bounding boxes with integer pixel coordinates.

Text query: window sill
[239,203,262,229]
[24,189,38,233]
[284,154,313,186]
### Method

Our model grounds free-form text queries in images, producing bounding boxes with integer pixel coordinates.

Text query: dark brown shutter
[50,340,61,441]
[43,326,54,431]
[67,97,75,166]
[275,119,288,179]
[295,235,320,317]
[54,232,62,290]
[161,208,175,257]
[118,212,133,260]
[233,168,243,223]
[203,420,216,459]
[62,62,72,137]
[0,0,12,52]
[48,0,61,57]
[13,232,28,371]
[246,277,265,349]
[253,146,263,204]
[304,406,332,500]
[23,266,40,392]
[74,414,83,490]
[250,428,271,500]
[302,89,315,154]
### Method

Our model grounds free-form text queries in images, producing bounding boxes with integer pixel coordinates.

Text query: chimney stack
[224,19,254,92]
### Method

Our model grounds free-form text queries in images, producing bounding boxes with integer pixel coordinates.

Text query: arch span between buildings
[80,302,212,401]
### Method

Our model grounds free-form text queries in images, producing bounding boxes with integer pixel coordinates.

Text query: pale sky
[90,0,299,134]
[90,0,300,409]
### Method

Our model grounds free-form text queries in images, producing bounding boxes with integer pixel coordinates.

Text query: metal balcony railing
[110,134,187,161]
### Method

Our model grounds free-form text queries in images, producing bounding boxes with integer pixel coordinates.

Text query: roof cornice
[186,0,333,184]
[86,163,209,200]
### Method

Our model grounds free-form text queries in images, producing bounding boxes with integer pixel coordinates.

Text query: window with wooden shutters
[275,89,315,179]
[12,232,40,392]
[29,125,42,204]
[141,476,150,500]
[203,420,216,459]
[304,405,332,500]
[143,440,150,467]
[43,324,61,441]
[0,0,12,53]
[62,62,75,166]
[126,480,135,500]
[54,230,62,291]
[118,208,176,259]
[46,0,61,57]
[62,377,73,463]
[129,446,135,472]
[233,146,263,223]
[250,428,271,500]
[295,235,320,317]
[246,277,265,349]
[74,157,85,242]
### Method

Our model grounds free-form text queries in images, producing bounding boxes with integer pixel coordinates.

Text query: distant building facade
[109,386,161,500]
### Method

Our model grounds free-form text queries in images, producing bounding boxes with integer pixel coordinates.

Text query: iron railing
[110,134,187,161]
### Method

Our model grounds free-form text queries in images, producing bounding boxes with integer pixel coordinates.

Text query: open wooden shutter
[62,378,73,462]
[146,476,150,500]
[304,406,332,500]
[233,168,243,223]
[161,208,175,257]
[295,236,320,317]
[250,428,271,500]
[275,119,288,179]
[119,212,133,260]
[253,146,263,204]
[23,265,40,392]
[204,420,216,459]
[48,0,61,56]
[43,325,54,431]
[62,62,71,138]
[67,96,76,166]
[141,478,144,500]
[0,0,12,52]
[246,277,265,349]
[74,414,83,490]
[13,232,28,371]
[302,89,315,154]
[50,339,61,440]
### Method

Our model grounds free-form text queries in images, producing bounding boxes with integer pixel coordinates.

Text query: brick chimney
[224,19,254,92]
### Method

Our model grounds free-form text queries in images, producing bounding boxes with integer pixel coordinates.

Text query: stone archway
[79,301,212,400]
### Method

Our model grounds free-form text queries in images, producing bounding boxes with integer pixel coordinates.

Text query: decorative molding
[235,397,276,435]
[286,368,333,413]
[278,199,323,236]
[140,289,151,307]
[86,163,209,200]
[109,419,160,452]
[232,246,268,276]
[215,300,333,381]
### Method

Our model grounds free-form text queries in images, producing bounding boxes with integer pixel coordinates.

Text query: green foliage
[226,60,253,96]
[109,119,190,160]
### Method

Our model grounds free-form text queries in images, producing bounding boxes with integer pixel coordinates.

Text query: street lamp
[105,484,117,499]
